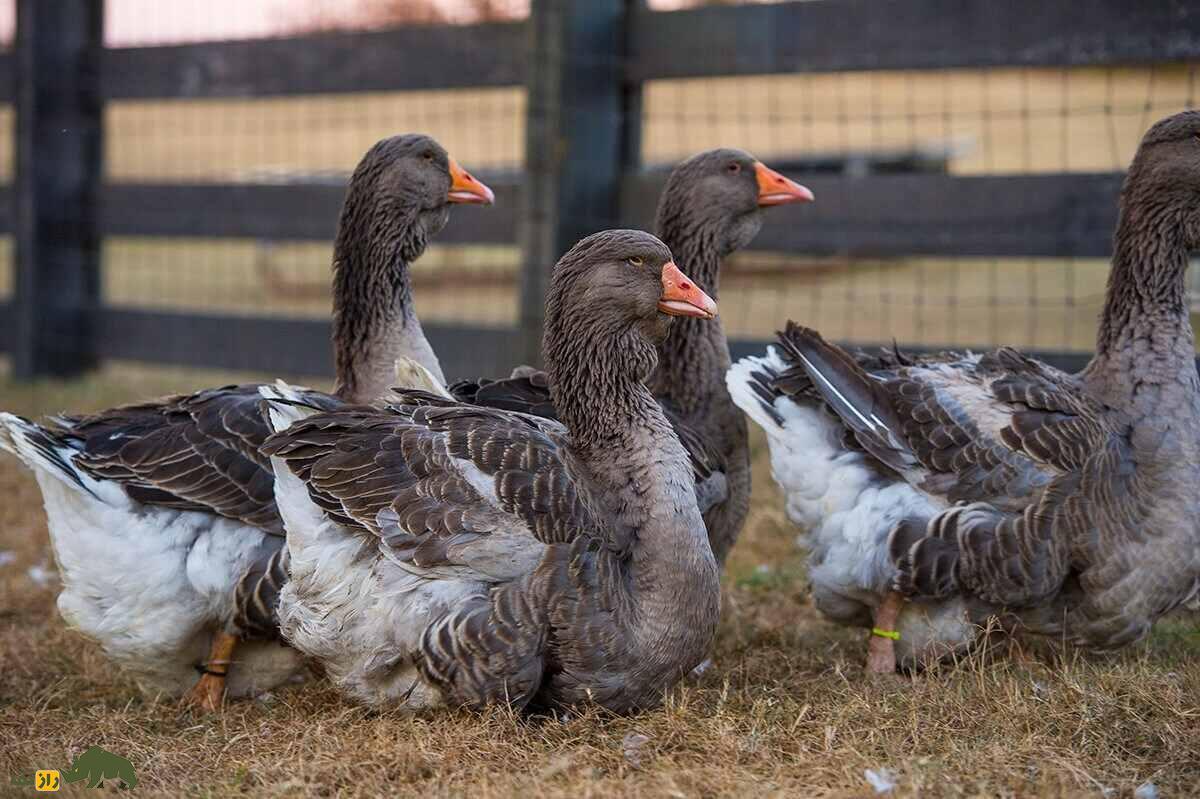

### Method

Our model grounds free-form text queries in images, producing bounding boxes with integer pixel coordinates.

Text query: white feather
[258,381,316,434]
[1,412,305,698]
[728,350,976,665]
[392,356,453,398]
[33,471,303,697]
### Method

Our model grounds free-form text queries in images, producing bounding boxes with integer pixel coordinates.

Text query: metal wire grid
[103,88,525,327]
[642,62,1199,353]
[95,0,527,345]
[1,1,1198,395]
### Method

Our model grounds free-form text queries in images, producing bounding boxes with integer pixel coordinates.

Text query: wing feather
[262,395,598,583]
[771,323,1121,609]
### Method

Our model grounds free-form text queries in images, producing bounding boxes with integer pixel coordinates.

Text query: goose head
[655,148,813,258]
[544,229,716,386]
[339,133,494,263]
[1123,110,1200,249]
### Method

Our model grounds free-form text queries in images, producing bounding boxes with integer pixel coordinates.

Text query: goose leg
[866,591,903,674]
[183,631,238,713]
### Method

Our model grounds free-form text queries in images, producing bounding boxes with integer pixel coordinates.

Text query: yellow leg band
[872,627,900,640]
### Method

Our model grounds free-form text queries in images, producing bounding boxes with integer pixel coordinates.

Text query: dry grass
[1,367,1198,798]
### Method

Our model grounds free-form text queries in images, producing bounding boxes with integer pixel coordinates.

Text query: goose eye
[727,163,741,173]
[423,152,435,162]
[628,256,644,267]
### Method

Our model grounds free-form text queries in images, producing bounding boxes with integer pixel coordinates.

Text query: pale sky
[0,0,748,48]
[105,1,290,45]
[0,0,290,46]
[0,1,522,47]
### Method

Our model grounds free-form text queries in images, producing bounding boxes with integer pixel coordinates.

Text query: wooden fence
[1,0,1199,380]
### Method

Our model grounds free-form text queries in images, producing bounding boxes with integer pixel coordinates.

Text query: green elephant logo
[60,746,137,789]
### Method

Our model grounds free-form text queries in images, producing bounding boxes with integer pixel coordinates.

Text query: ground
[0,365,1197,798]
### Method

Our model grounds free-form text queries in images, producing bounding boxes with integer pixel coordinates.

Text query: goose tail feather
[258,381,326,435]
[726,348,789,434]
[775,322,916,476]
[0,411,97,497]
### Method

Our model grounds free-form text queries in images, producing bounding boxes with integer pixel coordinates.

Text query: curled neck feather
[1088,163,1197,411]
[332,192,444,404]
[648,174,753,422]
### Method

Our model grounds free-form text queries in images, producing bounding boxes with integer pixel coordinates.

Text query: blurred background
[0,0,1197,413]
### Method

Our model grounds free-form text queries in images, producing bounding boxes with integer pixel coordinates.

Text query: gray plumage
[264,230,722,713]
[0,135,484,695]
[735,110,1200,655]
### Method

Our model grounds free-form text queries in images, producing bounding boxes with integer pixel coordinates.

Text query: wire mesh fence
[101,0,526,349]
[644,63,1198,352]
[0,0,1197,413]
[103,88,524,329]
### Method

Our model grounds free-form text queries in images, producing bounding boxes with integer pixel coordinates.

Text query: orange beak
[659,261,717,319]
[447,157,495,205]
[754,161,814,206]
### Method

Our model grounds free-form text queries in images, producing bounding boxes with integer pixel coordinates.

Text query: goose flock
[1,110,1197,716]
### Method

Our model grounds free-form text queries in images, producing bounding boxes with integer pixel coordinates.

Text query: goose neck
[1087,200,1198,414]
[331,203,445,403]
[650,230,731,423]
[546,328,720,660]
[1093,206,1193,363]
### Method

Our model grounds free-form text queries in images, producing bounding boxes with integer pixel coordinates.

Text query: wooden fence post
[12,0,104,378]
[517,0,640,367]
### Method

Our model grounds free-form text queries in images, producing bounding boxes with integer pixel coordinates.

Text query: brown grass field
[0,363,1197,798]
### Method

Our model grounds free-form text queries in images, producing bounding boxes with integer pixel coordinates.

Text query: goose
[452,149,813,565]
[727,109,1200,672]
[259,229,723,712]
[0,134,495,710]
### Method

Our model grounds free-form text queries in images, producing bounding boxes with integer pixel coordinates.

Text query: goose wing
[774,323,1120,607]
[262,390,597,583]
[55,385,344,534]
[772,324,1098,507]
[58,387,276,532]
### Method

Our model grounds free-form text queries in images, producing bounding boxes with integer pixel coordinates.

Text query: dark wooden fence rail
[0,171,1130,256]
[2,0,1199,380]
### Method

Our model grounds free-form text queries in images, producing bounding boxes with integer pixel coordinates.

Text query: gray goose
[259,230,723,713]
[0,134,494,710]
[728,109,1200,672]
[452,149,813,564]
